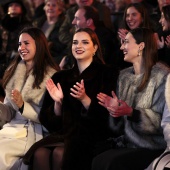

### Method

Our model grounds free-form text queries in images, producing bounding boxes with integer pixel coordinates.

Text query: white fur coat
[0,60,56,170]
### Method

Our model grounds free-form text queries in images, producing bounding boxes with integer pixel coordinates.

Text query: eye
[82,40,89,44]
[124,40,128,44]
[72,41,78,45]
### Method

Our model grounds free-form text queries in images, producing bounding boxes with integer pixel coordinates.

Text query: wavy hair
[3,27,59,89]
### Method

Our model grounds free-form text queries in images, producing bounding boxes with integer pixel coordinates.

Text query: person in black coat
[23,28,120,170]
[33,0,67,65]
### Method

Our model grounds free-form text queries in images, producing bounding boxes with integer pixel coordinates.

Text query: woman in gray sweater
[92,27,170,170]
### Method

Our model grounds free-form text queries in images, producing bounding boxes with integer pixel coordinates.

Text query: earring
[93,52,96,56]
[138,49,140,56]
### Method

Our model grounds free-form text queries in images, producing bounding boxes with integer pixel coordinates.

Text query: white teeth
[21,51,28,55]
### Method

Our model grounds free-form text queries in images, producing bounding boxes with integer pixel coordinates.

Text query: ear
[139,42,145,50]
[94,44,98,52]
[86,18,93,27]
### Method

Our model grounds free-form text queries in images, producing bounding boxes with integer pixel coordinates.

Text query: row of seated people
[0,0,170,108]
[0,0,170,74]
[0,25,170,169]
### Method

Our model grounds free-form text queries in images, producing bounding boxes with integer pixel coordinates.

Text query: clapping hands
[46,79,63,104]
[97,91,132,117]
[11,89,23,108]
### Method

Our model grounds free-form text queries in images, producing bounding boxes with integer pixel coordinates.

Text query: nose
[127,15,132,21]
[120,42,124,50]
[72,18,76,25]
[18,43,25,51]
[76,42,82,48]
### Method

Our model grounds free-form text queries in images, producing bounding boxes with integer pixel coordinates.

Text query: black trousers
[92,148,164,170]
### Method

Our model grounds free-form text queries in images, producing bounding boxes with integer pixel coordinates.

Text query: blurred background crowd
[0,0,169,101]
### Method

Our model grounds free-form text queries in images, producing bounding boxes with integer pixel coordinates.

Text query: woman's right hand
[46,79,63,104]
[97,91,119,109]
[118,29,128,41]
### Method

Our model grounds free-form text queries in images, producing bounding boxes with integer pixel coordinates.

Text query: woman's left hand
[108,100,133,117]
[70,79,87,101]
[11,89,24,108]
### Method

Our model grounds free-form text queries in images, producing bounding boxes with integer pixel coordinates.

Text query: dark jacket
[59,0,112,46]
[33,15,67,64]
[23,60,119,169]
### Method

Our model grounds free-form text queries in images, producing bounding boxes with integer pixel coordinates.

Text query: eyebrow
[73,39,89,41]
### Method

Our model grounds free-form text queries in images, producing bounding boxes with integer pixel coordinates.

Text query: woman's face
[126,6,143,30]
[18,33,36,65]
[72,31,97,63]
[120,32,141,63]
[159,12,170,31]
[8,2,22,17]
[44,0,62,19]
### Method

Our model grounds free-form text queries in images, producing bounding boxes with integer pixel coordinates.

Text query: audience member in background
[65,0,76,10]
[157,0,170,11]
[156,5,170,67]
[31,0,45,22]
[0,0,32,75]
[92,27,170,170]
[104,0,115,14]
[0,0,32,107]
[33,0,67,65]
[58,0,112,61]
[62,6,118,68]
[0,27,58,170]
[23,28,119,170]
[117,3,152,69]
[118,3,151,41]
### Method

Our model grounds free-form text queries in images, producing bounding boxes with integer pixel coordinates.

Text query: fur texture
[110,63,170,149]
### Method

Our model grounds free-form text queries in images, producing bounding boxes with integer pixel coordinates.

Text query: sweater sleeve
[161,103,170,149]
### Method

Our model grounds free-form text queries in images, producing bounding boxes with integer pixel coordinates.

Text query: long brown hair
[162,5,170,30]
[3,27,59,89]
[130,28,157,91]
[123,3,151,30]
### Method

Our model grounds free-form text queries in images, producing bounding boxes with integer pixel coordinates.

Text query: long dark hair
[3,27,59,89]
[73,28,105,64]
[130,27,157,91]
[162,5,170,30]
[123,3,151,30]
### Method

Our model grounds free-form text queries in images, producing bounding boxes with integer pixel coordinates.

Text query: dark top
[23,60,119,167]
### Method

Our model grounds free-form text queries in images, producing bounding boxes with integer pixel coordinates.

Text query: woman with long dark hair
[92,28,170,170]
[0,27,59,170]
